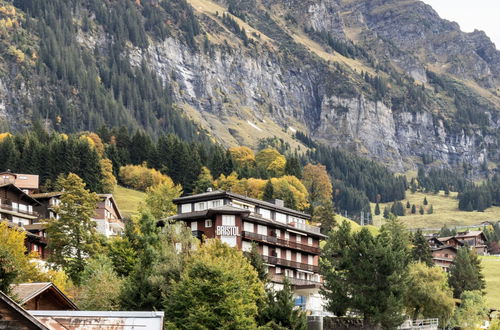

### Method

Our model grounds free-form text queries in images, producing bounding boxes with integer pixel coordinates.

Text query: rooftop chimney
[272,199,284,207]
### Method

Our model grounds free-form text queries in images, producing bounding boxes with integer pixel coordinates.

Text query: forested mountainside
[0,0,499,175]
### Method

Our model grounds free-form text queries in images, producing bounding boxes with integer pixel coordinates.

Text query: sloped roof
[30,192,64,199]
[0,183,41,205]
[456,231,485,238]
[0,291,49,330]
[10,282,78,310]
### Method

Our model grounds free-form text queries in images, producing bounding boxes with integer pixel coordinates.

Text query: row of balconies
[261,255,319,273]
[271,274,321,288]
[241,231,320,254]
[249,212,321,235]
[0,202,39,217]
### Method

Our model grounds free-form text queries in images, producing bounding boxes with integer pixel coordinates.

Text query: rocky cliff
[0,0,499,174]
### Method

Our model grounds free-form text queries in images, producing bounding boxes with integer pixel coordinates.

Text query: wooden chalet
[10,283,77,311]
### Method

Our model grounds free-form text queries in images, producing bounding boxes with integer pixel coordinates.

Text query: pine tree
[428,204,434,214]
[406,201,411,208]
[46,173,101,284]
[374,203,380,215]
[423,197,428,205]
[383,206,390,219]
[193,166,214,193]
[411,204,417,214]
[411,229,433,266]
[263,180,274,201]
[419,205,425,215]
[448,248,486,298]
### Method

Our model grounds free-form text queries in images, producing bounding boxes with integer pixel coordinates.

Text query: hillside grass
[113,185,146,218]
[481,256,500,309]
[371,190,500,229]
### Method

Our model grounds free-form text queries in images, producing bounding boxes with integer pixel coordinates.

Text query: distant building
[0,171,40,195]
[455,231,488,255]
[171,190,326,313]
[10,282,78,311]
[431,246,458,271]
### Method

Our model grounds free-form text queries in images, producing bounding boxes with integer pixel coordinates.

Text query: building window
[211,200,222,208]
[276,248,281,258]
[308,237,313,246]
[276,229,281,238]
[242,241,252,252]
[308,255,313,265]
[221,236,237,247]
[257,225,267,236]
[295,296,306,309]
[285,231,290,241]
[263,245,269,256]
[286,250,291,261]
[296,235,302,243]
[191,221,198,231]
[275,212,286,223]
[181,204,191,213]
[243,222,254,232]
[222,215,235,226]
[296,252,302,263]
[205,219,213,228]
[260,208,271,219]
[276,267,282,274]
[195,202,207,211]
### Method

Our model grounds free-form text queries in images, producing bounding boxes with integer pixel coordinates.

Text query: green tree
[427,204,434,214]
[448,248,485,298]
[411,229,434,266]
[374,202,380,215]
[144,178,183,219]
[284,155,303,179]
[260,280,307,330]
[46,173,101,284]
[262,180,274,201]
[165,239,265,329]
[406,201,411,208]
[449,291,488,329]
[106,237,137,277]
[383,206,390,219]
[405,262,455,325]
[77,255,123,310]
[423,197,428,205]
[419,205,425,215]
[320,217,410,328]
[302,163,333,209]
[245,243,268,285]
[411,204,416,214]
[193,166,214,194]
[0,222,41,293]
[313,200,337,234]
[120,212,197,311]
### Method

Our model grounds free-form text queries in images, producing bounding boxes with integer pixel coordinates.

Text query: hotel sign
[216,226,239,236]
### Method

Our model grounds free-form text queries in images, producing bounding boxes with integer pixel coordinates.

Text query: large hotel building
[171,190,326,312]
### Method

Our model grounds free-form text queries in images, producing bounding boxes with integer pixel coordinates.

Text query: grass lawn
[371,190,500,229]
[113,185,146,218]
[481,256,500,309]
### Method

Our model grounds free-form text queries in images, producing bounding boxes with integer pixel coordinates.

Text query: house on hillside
[455,231,488,255]
[170,190,325,313]
[0,171,40,195]
[10,283,77,311]
[431,246,458,271]
[33,192,125,237]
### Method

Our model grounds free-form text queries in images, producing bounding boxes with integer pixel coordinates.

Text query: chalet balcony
[287,221,321,235]
[0,202,39,218]
[261,255,319,273]
[271,274,322,288]
[242,231,320,254]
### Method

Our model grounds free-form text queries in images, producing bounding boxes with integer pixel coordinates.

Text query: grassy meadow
[113,185,146,218]
[371,190,500,229]
[481,256,500,309]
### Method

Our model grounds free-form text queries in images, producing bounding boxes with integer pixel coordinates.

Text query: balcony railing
[0,203,39,217]
[288,221,321,235]
[271,274,322,287]
[262,255,319,273]
[242,231,320,254]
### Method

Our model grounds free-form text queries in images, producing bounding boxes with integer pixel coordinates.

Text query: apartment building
[171,190,326,312]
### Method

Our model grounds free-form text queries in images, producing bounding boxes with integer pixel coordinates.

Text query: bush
[119,164,170,191]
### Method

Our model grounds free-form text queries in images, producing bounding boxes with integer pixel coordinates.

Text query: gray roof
[174,190,311,219]
[10,282,78,310]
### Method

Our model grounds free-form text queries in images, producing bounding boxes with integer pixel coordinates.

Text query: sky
[422,0,500,50]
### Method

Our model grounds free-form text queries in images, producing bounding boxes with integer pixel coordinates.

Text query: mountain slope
[0,0,499,175]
